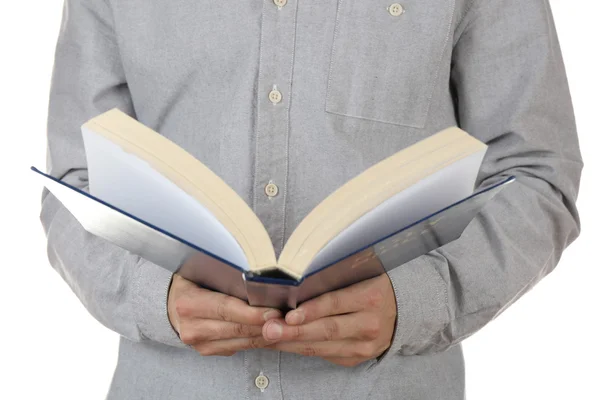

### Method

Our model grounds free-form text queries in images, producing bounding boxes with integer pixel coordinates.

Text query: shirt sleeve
[381,0,583,359]
[41,0,185,348]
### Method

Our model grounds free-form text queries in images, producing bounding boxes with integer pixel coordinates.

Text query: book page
[82,127,249,270]
[304,149,486,275]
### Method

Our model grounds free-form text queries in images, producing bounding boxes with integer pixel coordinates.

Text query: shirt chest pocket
[326,0,456,128]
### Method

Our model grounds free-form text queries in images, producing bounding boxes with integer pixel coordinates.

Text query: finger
[266,340,381,359]
[286,278,382,324]
[176,288,281,325]
[263,313,380,342]
[193,336,277,356]
[179,320,264,344]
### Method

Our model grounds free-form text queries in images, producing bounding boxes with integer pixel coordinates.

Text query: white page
[305,150,486,274]
[82,127,249,270]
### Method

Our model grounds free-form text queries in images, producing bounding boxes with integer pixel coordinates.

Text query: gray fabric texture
[41,0,582,398]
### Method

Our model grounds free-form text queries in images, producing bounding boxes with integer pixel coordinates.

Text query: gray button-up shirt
[41,0,582,399]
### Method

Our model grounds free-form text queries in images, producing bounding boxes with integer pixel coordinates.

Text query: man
[41,0,582,398]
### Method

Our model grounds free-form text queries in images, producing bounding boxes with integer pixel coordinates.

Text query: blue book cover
[31,167,514,309]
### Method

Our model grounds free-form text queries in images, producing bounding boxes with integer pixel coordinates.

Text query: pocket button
[388,3,405,16]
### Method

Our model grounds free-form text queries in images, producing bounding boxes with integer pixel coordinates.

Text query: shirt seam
[244,350,250,400]
[452,1,477,48]
[453,0,499,48]
[454,0,478,36]
[421,0,457,129]
[102,0,129,82]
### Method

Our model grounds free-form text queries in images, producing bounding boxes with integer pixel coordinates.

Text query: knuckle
[292,325,304,339]
[216,298,233,322]
[175,298,192,318]
[329,292,342,313]
[233,323,249,337]
[301,345,317,357]
[366,289,385,309]
[178,327,197,345]
[323,319,339,341]
[362,316,381,339]
[248,337,264,349]
[180,333,195,345]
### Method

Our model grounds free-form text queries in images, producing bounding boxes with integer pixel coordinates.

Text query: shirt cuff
[131,260,187,348]
[378,254,450,363]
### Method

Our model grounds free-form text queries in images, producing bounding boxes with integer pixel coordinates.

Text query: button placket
[249,1,298,395]
[252,0,297,257]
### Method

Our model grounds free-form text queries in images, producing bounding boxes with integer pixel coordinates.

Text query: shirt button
[273,0,287,8]
[269,88,282,104]
[388,3,405,16]
[265,182,279,198]
[255,374,269,391]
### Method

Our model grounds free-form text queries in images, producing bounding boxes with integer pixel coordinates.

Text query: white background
[1,1,598,399]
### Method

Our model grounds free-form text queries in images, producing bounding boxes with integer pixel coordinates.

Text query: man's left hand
[263,274,397,367]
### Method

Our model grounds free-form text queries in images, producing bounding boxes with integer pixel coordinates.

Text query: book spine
[243,277,300,310]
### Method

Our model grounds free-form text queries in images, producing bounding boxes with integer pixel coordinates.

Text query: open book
[32,108,514,308]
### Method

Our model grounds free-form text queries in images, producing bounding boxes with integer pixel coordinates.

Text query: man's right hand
[167,274,281,356]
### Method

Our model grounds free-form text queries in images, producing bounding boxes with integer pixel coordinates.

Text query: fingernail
[287,309,305,325]
[265,321,283,340]
[263,309,281,321]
